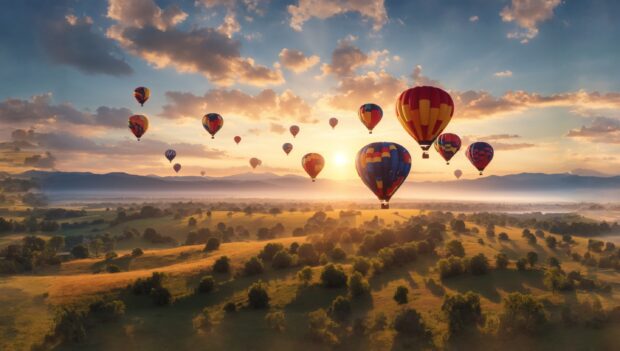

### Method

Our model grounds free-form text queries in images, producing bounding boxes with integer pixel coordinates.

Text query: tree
[258,242,284,261]
[498,232,510,241]
[545,236,557,249]
[151,286,172,306]
[547,256,560,268]
[307,309,339,345]
[298,243,319,266]
[48,236,65,253]
[543,268,574,292]
[131,248,144,257]
[441,292,483,335]
[89,238,103,257]
[446,240,465,257]
[248,281,269,309]
[495,253,509,269]
[393,308,431,339]
[298,266,313,285]
[269,207,282,216]
[353,257,371,276]
[89,299,125,322]
[105,251,118,260]
[197,276,215,293]
[213,256,231,274]
[106,264,121,273]
[526,251,538,267]
[516,258,528,271]
[265,311,286,332]
[272,250,293,269]
[437,256,465,279]
[329,296,352,322]
[188,217,197,227]
[204,237,220,251]
[450,219,466,233]
[244,256,264,276]
[320,264,347,288]
[348,272,370,297]
[468,253,490,275]
[71,244,89,259]
[330,247,347,261]
[499,292,547,335]
[394,286,409,305]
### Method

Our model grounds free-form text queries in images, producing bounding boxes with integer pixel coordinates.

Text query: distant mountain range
[17,170,620,202]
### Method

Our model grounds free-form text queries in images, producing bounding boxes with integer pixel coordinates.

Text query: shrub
[353,257,371,276]
[393,308,431,339]
[446,240,465,257]
[197,275,215,293]
[105,251,118,261]
[265,311,286,332]
[307,309,339,345]
[248,281,269,309]
[151,286,172,306]
[543,268,574,291]
[106,264,121,273]
[330,247,347,261]
[131,272,165,295]
[298,243,319,266]
[547,257,561,268]
[244,256,264,275]
[223,301,237,313]
[495,253,509,269]
[70,244,89,259]
[89,299,125,322]
[298,266,313,285]
[498,232,509,241]
[516,258,528,271]
[212,256,231,274]
[272,250,293,269]
[438,256,465,279]
[441,292,483,335]
[204,237,220,251]
[329,296,352,322]
[348,272,370,297]
[394,286,409,305]
[545,236,557,249]
[499,292,547,335]
[53,308,87,343]
[258,243,284,261]
[526,252,538,267]
[468,253,490,275]
[320,264,347,288]
[192,308,212,331]
[131,248,144,257]
[535,229,545,238]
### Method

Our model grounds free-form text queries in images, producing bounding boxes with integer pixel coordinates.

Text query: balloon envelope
[358,103,383,133]
[355,142,411,209]
[173,163,181,173]
[128,114,149,140]
[234,136,241,144]
[301,153,324,181]
[454,169,463,179]
[134,87,150,106]
[329,117,338,129]
[200,171,206,176]
[290,125,300,138]
[282,143,293,155]
[202,113,224,139]
[164,149,176,162]
[434,133,461,164]
[466,142,494,175]
[249,157,262,169]
[396,86,454,158]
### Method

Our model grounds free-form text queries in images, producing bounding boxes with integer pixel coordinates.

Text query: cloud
[278,49,320,73]
[320,40,383,77]
[217,11,241,38]
[322,70,407,111]
[270,123,286,134]
[39,14,133,76]
[500,0,561,43]
[107,0,187,30]
[161,88,315,123]
[288,0,388,31]
[0,93,132,128]
[469,15,479,22]
[412,65,442,87]
[462,134,535,151]
[494,70,513,78]
[567,117,620,144]
[24,152,56,169]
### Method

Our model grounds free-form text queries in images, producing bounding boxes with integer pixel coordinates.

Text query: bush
[131,248,144,257]
[499,292,547,335]
[248,281,269,309]
[298,243,319,266]
[441,292,483,335]
[104,251,118,261]
[526,251,538,267]
[151,286,172,306]
[131,272,165,295]
[307,309,339,345]
[53,308,87,343]
[468,253,490,275]
[329,296,352,322]
[272,250,293,269]
[223,301,237,313]
[330,247,347,261]
[543,268,574,291]
[89,299,125,322]
[446,240,465,257]
[71,244,89,259]
[393,308,431,338]
[516,258,528,271]
[438,256,465,279]
[106,264,121,273]
[348,272,370,297]
[394,286,409,305]
[320,264,347,288]
[192,308,212,331]
[265,311,286,332]
[548,257,561,268]
[212,256,231,274]
[353,257,371,276]
[498,232,509,241]
[204,237,220,251]
[244,256,264,275]
[197,275,215,293]
[298,266,313,285]
[545,236,557,249]
[495,253,509,269]
[258,242,284,261]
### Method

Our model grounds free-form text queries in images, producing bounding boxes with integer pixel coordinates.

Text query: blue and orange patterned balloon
[466,142,494,175]
[358,103,383,134]
[164,149,176,163]
[134,87,150,106]
[355,142,412,209]
[202,113,223,139]
[434,133,461,164]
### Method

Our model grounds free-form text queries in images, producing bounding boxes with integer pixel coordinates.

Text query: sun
[333,152,348,167]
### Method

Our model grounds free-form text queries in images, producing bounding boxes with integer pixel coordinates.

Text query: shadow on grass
[441,269,545,303]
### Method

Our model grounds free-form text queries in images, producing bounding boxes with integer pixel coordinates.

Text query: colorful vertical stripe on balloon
[202,113,223,138]
[134,87,150,106]
[358,103,383,133]
[434,133,461,163]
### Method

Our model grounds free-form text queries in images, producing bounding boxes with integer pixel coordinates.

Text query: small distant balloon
[134,86,150,106]
[234,136,241,144]
[173,163,181,173]
[202,113,223,139]
[301,153,324,182]
[250,157,262,169]
[128,114,149,141]
[329,117,338,129]
[466,142,494,175]
[290,125,300,138]
[164,149,176,163]
[358,103,383,134]
[200,170,206,176]
[282,143,293,155]
[454,169,463,179]
[434,133,462,165]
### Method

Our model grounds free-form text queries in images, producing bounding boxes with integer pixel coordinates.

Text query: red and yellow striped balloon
[395,86,454,159]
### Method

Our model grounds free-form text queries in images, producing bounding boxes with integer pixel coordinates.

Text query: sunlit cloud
[500,0,562,43]
[288,0,388,32]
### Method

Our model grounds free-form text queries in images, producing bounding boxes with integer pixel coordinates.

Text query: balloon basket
[446,162,450,165]
[479,171,483,176]
[312,179,316,182]
[211,136,214,139]
[380,203,389,209]
[422,152,429,159]
[369,131,372,134]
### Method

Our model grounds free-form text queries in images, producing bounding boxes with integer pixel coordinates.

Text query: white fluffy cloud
[288,0,387,31]
[500,0,561,43]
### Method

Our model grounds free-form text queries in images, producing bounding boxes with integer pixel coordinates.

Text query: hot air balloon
[355,142,411,209]
[173,163,181,173]
[164,149,176,163]
[358,103,383,134]
[301,153,324,182]
[290,125,300,138]
[202,113,223,139]
[128,114,149,141]
[282,143,293,155]
[454,169,463,179]
[234,136,241,144]
[434,133,461,165]
[250,157,262,169]
[329,117,338,129]
[134,86,150,106]
[395,86,454,159]
[466,142,494,175]
[201,170,206,176]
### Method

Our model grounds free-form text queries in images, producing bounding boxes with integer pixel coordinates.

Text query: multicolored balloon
[329,117,338,129]
[128,114,149,141]
[301,153,324,182]
[173,163,181,173]
[434,133,461,165]
[250,157,262,169]
[454,169,463,179]
[290,125,300,138]
[466,142,494,175]
[355,142,411,209]
[164,149,176,163]
[134,86,150,106]
[396,86,454,159]
[201,170,206,176]
[202,113,223,139]
[282,143,293,155]
[358,103,383,134]
[234,136,241,144]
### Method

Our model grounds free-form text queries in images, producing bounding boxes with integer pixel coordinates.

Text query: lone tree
[394,286,409,305]
[499,292,547,335]
[204,237,220,251]
[243,256,264,276]
[526,251,538,268]
[393,308,431,339]
[441,292,484,336]
[445,240,465,257]
[71,244,89,259]
[212,256,231,274]
[320,264,347,288]
[468,253,490,275]
[495,253,509,269]
[248,281,270,309]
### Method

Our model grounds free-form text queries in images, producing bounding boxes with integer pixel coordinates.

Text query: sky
[1,0,619,181]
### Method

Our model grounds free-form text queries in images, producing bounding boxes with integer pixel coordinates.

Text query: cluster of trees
[0,235,64,273]
[130,272,172,306]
